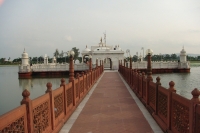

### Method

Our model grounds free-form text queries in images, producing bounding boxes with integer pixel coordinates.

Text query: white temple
[81,39,124,70]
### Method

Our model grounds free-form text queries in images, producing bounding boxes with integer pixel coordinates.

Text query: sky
[0,0,200,60]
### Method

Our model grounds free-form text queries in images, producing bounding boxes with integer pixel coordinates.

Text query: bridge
[1,53,199,133]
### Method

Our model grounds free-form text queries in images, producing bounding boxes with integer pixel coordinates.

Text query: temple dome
[22,49,28,58]
[181,47,186,53]
[82,45,91,53]
[180,46,186,56]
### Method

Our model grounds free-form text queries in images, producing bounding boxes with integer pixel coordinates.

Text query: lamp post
[146,49,153,81]
[68,50,75,82]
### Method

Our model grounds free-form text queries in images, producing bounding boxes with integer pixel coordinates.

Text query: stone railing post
[167,81,176,130]
[136,70,139,94]
[21,89,34,133]
[96,58,98,68]
[102,60,104,72]
[189,88,200,133]
[60,78,66,115]
[81,71,85,93]
[90,69,93,86]
[85,71,88,90]
[129,56,132,86]
[76,73,80,98]
[69,55,74,83]
[147,52,153,106]
[142,72,146,98]
[45,82,55,130]
[155,76,161,115]
[131,69,134,89]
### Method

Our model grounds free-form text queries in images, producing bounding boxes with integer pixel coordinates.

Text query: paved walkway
[60,71,163,133]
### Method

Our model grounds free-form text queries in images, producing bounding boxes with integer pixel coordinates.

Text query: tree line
[1,50,200,65]
[132,54,200,62]
[0,47,82,64]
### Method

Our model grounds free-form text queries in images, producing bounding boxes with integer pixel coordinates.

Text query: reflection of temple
[81,41,124,70]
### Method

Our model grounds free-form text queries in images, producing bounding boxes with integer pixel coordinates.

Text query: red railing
[0,65,104,133]
[119,64,200,133]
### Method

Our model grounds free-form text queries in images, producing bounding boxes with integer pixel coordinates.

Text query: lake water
[152,63,200,99]
[0,64,200,116]
[0,65,69,116]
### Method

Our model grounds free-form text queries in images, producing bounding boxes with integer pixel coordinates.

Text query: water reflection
[18,78,69,92]
[0,66,69,115]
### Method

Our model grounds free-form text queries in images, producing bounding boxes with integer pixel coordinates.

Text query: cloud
[64,35,72,42]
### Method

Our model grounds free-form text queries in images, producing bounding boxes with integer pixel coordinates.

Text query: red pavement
[69,72,154,133]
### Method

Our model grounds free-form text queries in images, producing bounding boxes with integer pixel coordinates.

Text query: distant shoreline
[0,64,18,66]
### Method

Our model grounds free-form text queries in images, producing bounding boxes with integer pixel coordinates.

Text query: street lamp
[68,50,75,82]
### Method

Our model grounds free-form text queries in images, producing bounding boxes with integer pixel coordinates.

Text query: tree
[54,49,59,58]
[12,58,21,63]
[132,55,138,62]
[164,54,170,61]
[171,54,177,61]
[72,47,80,61]
[60,50,64,58]
[38,56,44,63]
[0,58,6,63]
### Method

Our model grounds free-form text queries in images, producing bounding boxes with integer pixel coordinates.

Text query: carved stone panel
[0,116,25,133]
[54,93,64,118]
[172,100,189,133]
[33,101,50,132]
[66,87,73,107]
[158,91,167,121]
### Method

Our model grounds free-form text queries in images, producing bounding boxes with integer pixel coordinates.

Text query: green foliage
[12,58,21,63]
[0,58,6,63]
[132,55,138,62]
[72,47,80,61]
[60,50,64,58]
[77,57,82,63]
[54,49,59,58]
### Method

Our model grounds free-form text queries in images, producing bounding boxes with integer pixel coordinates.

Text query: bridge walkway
[60,71,163,133]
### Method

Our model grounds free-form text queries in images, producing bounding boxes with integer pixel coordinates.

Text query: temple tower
[44,54,48,64]
[21,49,29,66]
[180,46,187,62]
